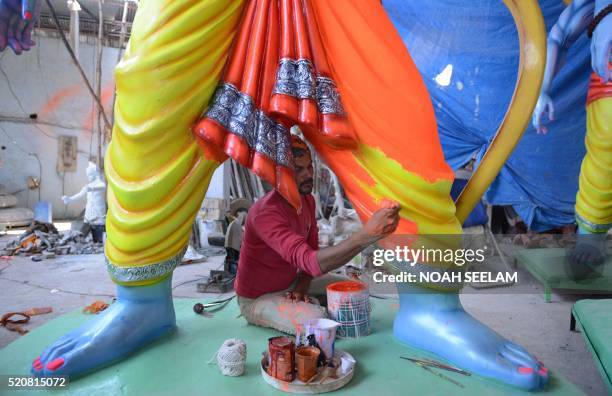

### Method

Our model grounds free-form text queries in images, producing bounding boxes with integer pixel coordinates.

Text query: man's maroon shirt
[234,190,322,298]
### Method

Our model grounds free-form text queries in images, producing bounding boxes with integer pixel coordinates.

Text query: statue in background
[62,162,107,243]
[533,0,611,277]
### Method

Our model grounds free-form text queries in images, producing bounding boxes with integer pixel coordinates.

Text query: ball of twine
[210,338,247,376]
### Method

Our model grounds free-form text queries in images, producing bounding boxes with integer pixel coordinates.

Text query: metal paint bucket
[267,336,295,382]
[327,281,371,338]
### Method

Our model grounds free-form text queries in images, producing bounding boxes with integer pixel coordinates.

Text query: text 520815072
[1,375,69,389]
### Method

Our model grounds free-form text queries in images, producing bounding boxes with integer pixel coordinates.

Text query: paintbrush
[21,0,34,20]
[418,363,465,388]
[400,356,470,376]
[304,366,335,385]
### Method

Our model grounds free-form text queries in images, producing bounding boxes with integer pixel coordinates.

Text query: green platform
[0,298,584,395]
[515,248,612,302]
[572,299,612,395]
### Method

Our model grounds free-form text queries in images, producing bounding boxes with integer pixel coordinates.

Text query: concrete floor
[0,243,608,395]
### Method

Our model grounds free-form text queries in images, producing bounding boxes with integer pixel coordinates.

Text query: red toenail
[538,367,548,375]
[33,356,40,364]
[46,358,65,371]
[34,362,43,370]
[518,366,534,374]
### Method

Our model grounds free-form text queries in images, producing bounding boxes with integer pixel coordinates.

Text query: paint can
[267,336,295,382]
[303,318,340,363]
[295,346,321,382]
[327,281,371,338]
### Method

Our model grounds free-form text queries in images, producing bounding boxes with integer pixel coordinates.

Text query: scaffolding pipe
[95,0,105,168]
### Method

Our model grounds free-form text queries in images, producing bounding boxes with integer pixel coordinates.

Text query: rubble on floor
[1,221,103,259]
[507,233,581,249]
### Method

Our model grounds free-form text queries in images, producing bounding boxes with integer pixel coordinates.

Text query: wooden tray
[261,349,355,394]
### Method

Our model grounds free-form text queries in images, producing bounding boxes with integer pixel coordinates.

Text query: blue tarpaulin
[383,0,591,231]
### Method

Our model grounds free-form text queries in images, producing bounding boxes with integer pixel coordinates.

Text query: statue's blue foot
[567,226,608,279]
[32,275,176,378]
[394,283,548,390]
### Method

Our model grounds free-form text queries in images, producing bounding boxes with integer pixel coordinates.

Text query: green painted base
[0,298,584,395]
[515,248,612,302]
[572,300,612,395]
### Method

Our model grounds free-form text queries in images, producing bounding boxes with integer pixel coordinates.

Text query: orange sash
[194,0,358,210]
[586,63,612,106]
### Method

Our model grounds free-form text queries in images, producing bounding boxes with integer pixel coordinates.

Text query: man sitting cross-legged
[235,135,400,334]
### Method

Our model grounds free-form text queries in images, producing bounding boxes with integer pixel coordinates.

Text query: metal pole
[110,0,130,127]
[95,0,104,168]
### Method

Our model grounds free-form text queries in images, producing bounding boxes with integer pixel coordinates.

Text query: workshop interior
[0,0,611,395]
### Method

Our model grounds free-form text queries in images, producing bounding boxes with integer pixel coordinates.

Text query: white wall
[0,31,225,219]
[205,163,229,199]
[0,31,118,219]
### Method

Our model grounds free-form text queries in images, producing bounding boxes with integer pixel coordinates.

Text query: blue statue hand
[566,226,607,279]
[0,0,39,54]
[590,12,611,82]
[532,93,555,134]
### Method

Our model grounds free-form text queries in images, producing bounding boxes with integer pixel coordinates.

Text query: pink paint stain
[83,83,115,131]
[38,85,82,117]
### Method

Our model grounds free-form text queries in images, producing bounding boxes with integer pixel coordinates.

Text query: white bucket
[303,318,340,361]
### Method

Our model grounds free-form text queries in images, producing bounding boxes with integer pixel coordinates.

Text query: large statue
[4,0,547,390]
[62,162,107,243]
[533,0,611,276]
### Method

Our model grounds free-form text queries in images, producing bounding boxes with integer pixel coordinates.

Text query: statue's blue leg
[394,282,548,390]
[32,275,175,377]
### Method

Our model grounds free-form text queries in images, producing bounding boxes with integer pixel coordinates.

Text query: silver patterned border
[205,83,257,147]
[576,213,612,233]
[106,247,186,283]
[204,83,294,170]
[272,58,346,117]
[205,83,239,131]
[316,77,345,115]
[273,58,316,100]
[276,122,293,169]
[255,110,293,169]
